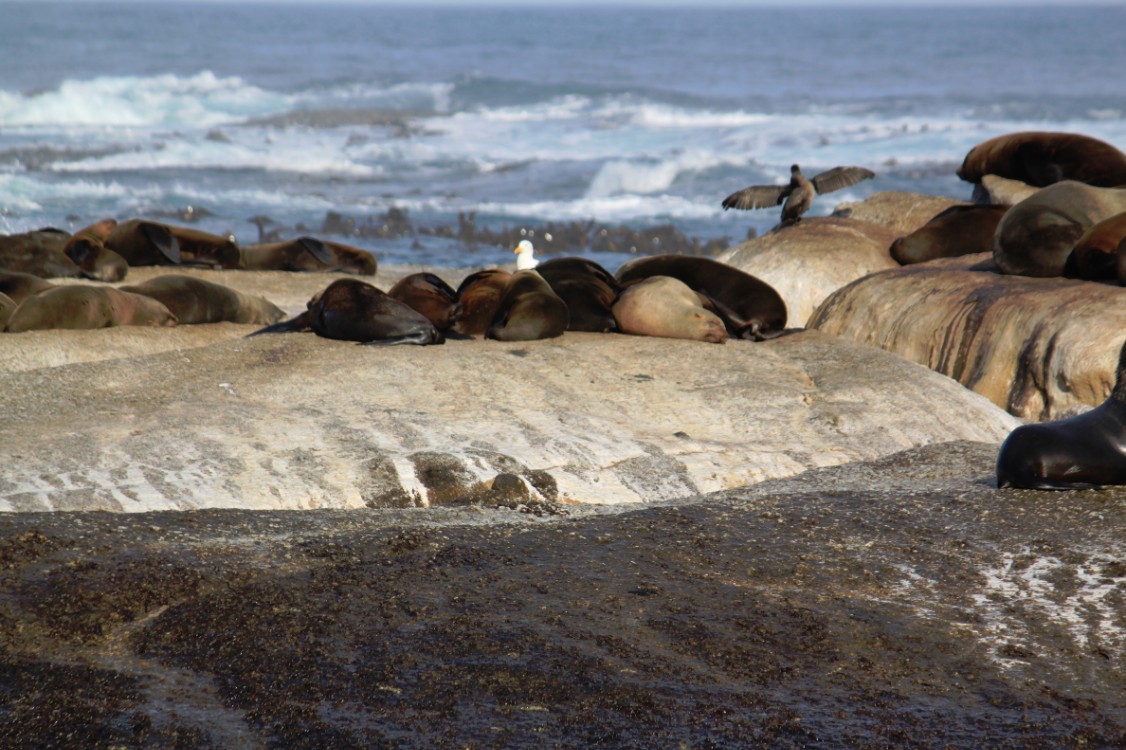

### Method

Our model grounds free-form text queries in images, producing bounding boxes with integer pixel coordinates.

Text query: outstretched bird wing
[721,184,790,211]
[810,166,875,195]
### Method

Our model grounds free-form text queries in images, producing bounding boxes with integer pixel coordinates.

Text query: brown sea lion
[0,227,81,278]
[611,275,727,344]
[958,131,1126,189]
[250,278,440,345]
[388,272,462,331]
[890,204,1009,265]
[536,257,620,333]
[1059,211,1126,282]
[486,270,569,342]
[453,269,511,336]
[167,225,241,268]
[722,164,875,226]
[993,181,1126,277]
[0,271,55,303]
[4,285,177,332]
[0,292,15,330]
[997,338,1126,489]
[104,219,181,266]
[62,219,129,282]
[238,237,377,275]
[615,254,786,340]
[120,275,286,325]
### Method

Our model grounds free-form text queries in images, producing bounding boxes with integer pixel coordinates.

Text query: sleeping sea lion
[62,219,129,282]
[166,225,241,268]
[0,227,81,278]
[0,292,15,330]
[536,257,620,333]
[722,164,875,226]
[1064,211,1126,282]
[120,275,286,325]
[611,275,727,344]
[4,285,177,332]
[615,254,786,340]
[486,270,569,342]
[890,204,1009,265]
[997,338,1126,489]
[958,131,1126,189]
[250,278,440,345]
[388,272,462,332]
[0,271,55,303]
[238,237,377,275]
[104,219,181,266]
[453,269,511,336]
[993,181,1126,277]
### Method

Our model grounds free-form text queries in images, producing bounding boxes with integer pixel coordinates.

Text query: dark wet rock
[1,442,1124,747]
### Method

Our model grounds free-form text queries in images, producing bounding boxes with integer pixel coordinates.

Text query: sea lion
[1057,211,1126,282]
[4,285,177,332]
[62,219,129,282]
[722,164,875,226]
[0,292,15,330]
[453,269,511,336]
[993,181,1126,277]
[238,237,377,275]
[0,227,81,278]
[0,271,55,303]
[250,278,440,345]
[536,257,620,333]
[120,275,286,325]
[104,219,181,266]
[997,338,1126,489]
[890,204,1009,265]
[611,275,728,344]
[615,254,786,340]
[958,131,1126,189]
[167,225,241,269]
[486,270,569,342]
[388,272,462,332]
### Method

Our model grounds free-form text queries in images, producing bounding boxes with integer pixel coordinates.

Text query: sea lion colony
[5,130,1126,487]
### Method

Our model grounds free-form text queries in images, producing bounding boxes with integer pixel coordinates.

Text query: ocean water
[2,1,1125,270]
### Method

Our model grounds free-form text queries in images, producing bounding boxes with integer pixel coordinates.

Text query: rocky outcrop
[831,190,966,235]
[0,265,1017,511]
[718,217,902,328]
[809,253,1126,420]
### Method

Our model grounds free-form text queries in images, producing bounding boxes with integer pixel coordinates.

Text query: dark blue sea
[2,2,1124,269]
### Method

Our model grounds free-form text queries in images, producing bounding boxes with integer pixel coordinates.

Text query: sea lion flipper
[296,236,335,267]
[139,222,181,265]
[358,331,442,346]
[246,312,311,337]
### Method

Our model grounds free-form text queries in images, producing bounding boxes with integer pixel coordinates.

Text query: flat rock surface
[1,441,1124,748]
[810,253,1126,420]
[0,281,1016,511]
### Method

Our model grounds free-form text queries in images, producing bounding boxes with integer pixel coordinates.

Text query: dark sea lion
[166,225,241,269]
[890,204,1009,265]
[958,131,1126,189]
[993,181,1126,277]
[1064,211,1126,282]
[250,278,440,345]
[536,257,621,333]
[388,272,462,331]
[997,339,1126,489]
[0,271,55,303]
[486,270,569,341]
[104,219,181,266]
[4,285,177,332]
[722,164,875,226]
[62,218,129,282]
[238,237,377,275]
[0,292,15,330]
[615,254,786,340]
[453,269,512,336]
[611,275,728,344]
[120,274,286,325]
[0,227,81,278]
